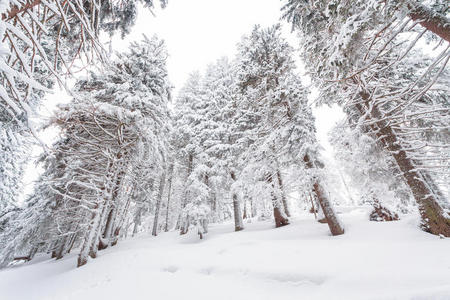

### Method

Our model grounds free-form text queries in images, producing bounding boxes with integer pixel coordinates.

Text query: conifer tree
[0,35,172,268]
[283,0,450,236]
[234,24,344,234]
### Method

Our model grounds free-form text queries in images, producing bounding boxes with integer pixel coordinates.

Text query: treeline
[0,25,343,268]
[0,1,449,268]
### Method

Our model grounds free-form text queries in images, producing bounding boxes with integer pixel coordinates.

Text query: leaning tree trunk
[405,2,450,43]
[111,185,134,243]
[77,201,104,267]
[152,172,166,236]
[54,235,69,260]
[54,222,78,259]
[230,171,244,231]
[266,173,289,228]
[99,208,114,250]
[356,92,450,236]
[304,154,344,236]
[99,163,127,250]
[67,231,78,254]
[88,198,111,260]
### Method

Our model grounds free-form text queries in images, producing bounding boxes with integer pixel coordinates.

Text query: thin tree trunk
[98,207,115,251]
[132,207,142,237]
[243,198,248,219]
[164,164,174,232]
[180,154,193,235]
[250,196,256,218]
[308,192,318,219]
[55,223,77,259]
[230,171,244,231]
[152,172,166,236]
[338,168,355,204]
[356,92,450,236]
[89,199,110,259]
[304,154,344,235]
[266,173,289,228]
[112,185,133,242]
[99,164,127,250]
[67,232,78,254]
[77,203,103,267]
[54,236,68,260]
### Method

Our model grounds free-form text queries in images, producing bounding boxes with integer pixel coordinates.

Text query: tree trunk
[54,236,68,260]
[277,170,291,217]
[67,232,78,254]
[152,172,166,236]
[356,92,450,236]
[338,168,354,204]
[406,2,450,43]
[266,173,289,228]
[132,207,142,237]
[89,199,110,260]
[164,164,174,232]
[179,154,193,235]
[243,198,248,219]
[304,154,344,235]
[112,186,133,242]
[307,192,318,219]
[98,208,115,251]
[230,171,244,231]
[77,203,103,267]
[99,167,126,249]
[55,223,77,259]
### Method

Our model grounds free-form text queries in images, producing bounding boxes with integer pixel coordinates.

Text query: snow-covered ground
[1,208,449,300]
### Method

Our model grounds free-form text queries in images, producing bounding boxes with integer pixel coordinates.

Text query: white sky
[112,0,297,94]
[110,0,344,153]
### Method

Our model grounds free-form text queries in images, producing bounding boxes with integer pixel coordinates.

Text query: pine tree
[1,0,168,129]
[283,0,450,236]
[0,35,172,268]
[234,24,344,234]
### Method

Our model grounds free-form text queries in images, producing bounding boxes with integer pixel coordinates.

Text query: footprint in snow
[262,272,325,286]
[162,265,179,273]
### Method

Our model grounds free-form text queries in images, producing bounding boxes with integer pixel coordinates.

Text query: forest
[0,1,449,299]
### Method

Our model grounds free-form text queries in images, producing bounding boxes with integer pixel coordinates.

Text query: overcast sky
[112,0,298,93]
[110,0,344,154]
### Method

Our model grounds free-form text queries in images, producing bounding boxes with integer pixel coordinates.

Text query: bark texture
[406,2,450,43]
[304,154,344,235]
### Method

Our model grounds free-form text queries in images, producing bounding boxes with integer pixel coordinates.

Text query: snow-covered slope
[1,208,449,300]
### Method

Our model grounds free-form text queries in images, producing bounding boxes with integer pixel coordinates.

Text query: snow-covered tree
[233,24,344,234]
[0,0,168,129]
[283,0,450,236]
[0,35,172,268]
[330,124,413,213]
